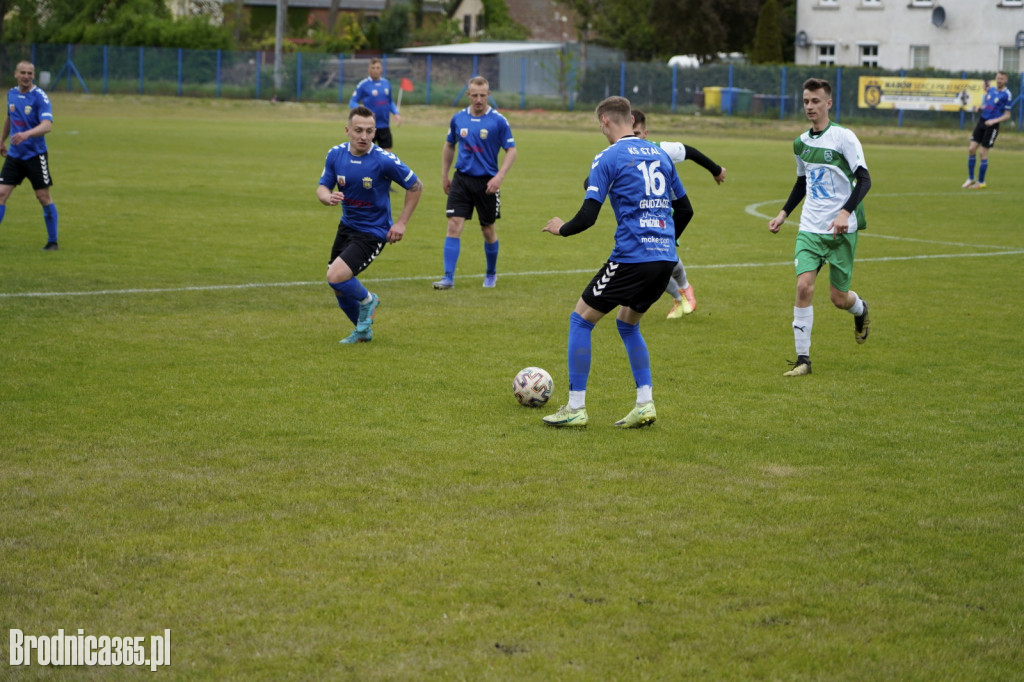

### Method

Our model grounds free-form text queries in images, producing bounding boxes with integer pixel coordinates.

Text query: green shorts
[794,231,858,292]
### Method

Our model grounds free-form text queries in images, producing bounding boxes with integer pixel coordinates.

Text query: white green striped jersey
[792,123,867,234]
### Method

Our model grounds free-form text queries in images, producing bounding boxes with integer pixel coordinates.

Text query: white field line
[2,250,1023,299]
[2,191,1020,300]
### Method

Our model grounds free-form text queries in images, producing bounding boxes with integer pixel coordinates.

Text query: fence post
[568,54,576,111]
[1019,73,1023,131]
[296,52,303,101]
[138,47,144,95]
[619,61,625,97]
[177,48,183,97]
[338,54,344,104]
[216,50,222,98]
[671,64,677,113]
[256,50,262,98]
[520,57,526,110]
[898,69,905,127]
[426,55,432,105]
[726,63,734,115]
[103,45,109,94]
[780,65,787,119]
[958,70,966,130]
[835,67,842,123]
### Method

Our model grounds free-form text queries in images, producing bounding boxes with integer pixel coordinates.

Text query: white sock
[568,391,586,410]
[848,292,864,316]
[360,293,373,305]
[793,306,813,357]
[636,385,653,405]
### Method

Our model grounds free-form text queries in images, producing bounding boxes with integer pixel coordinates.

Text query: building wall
[795,0,1024,73]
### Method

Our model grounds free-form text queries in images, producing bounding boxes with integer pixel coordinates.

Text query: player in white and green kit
[768,78,871,376]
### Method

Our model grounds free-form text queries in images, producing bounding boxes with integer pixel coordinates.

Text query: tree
[376,2,412,53]
[750,0,783,64]
[479,0,529,40]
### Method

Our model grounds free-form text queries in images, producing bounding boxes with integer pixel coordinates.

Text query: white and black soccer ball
[513,367,553,407]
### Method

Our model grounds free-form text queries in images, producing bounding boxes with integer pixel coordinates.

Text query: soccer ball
[513,367,553,407]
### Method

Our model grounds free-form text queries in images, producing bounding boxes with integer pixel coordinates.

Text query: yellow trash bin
[703,86,722,111]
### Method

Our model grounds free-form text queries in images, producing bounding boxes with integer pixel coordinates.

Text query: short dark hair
[349,105,375,122]
[632,109,647,129]
[803,78,832,97]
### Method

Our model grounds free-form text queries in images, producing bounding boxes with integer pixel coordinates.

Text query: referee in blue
[1,60,59,250]
[433,76,517,290]
[541,96,693,429]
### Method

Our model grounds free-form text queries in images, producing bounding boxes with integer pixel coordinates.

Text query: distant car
[667,55,700,69]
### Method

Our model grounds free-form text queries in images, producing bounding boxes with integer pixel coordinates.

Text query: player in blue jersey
[318,106,423,344]
[541,96,692,429]
[348,58,402,152]
[768,78,872,377]
[1,61,59,251]
[962,71,1012,190]
[632,109,726,319]
[433,76,517,290]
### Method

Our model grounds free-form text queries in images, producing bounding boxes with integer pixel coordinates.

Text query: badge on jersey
[362,176,372,190]
[460,128,468,138]
[336,175,346,187]
[25,105,32,114]
[480,129,488,140]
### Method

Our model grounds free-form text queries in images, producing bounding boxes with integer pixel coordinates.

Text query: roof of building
[397,41,566,56]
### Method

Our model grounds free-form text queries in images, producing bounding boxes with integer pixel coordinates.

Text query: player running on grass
[318,106,422,344]
[768,78,871,376]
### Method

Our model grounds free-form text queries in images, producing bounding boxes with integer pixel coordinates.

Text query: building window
[462,15,471,35]
[861,0,881,5]
[817,44,837,65]
[910,45,929,69]
[860,44,879,67]
[819,0,838,5]
[999,0,1022,5]
[1000,47,1021,74]
[910,0,932,6]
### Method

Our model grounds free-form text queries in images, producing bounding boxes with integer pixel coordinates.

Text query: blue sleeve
[318,149,337,188]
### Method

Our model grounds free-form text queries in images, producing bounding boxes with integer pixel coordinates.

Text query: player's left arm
[11,117,51,146]
[387,178,423,243]
[486,145,517,194]
[544,198,601,236]
[830,166,871,236]
[682,145,725,184]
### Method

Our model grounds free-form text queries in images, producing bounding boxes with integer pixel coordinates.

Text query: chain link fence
[3,42,1020,130]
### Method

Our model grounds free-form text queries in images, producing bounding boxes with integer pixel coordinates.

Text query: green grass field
[2,95,1022,680]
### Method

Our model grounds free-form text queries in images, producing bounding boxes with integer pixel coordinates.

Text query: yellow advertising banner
[858,76,988,112]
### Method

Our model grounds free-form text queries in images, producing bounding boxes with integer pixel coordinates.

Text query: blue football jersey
[584,137,685,264]
[5,85,52,160]
[319,144,419,241]
[446,106,515,177]
[981,86,1012,121]
[349,77,397,128]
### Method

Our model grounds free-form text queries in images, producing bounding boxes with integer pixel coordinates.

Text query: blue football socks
[484,240,499,276]
[329,278,368,325]
[616,318,652,388]
[978,159,988,184]
[43,204,58,243]
[442,236,460,280]
[567,312,594,392]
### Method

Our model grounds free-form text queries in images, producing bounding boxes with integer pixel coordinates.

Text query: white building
[795,0,1023,73]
